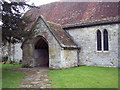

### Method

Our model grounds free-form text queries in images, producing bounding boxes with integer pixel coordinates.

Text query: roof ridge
[62,16,120,29]
[47,21,61,26]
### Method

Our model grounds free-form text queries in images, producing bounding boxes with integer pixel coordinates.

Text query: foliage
[22,64,30,68]
[2,64,25,88]
[2,56,18,64]
[1,0,36,45]
[1,0,37,61]
[2,56,8,64]
[48,66,119,88]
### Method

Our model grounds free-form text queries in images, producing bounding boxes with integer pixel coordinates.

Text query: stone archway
[34,36,49,67]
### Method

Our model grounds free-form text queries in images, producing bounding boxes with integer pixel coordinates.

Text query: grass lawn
[2,64,25,88]
[2,64,22,69]
[48,66,119,88]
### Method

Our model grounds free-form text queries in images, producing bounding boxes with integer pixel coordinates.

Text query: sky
[27,0,60,6]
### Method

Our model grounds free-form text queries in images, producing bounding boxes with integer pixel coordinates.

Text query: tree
[1,0,36,61]
[1,0,32,44]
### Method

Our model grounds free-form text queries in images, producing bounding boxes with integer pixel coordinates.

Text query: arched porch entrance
[34,37,49,67]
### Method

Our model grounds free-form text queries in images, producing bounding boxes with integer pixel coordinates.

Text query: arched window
[97,30,102,51]
[103,29,108,51]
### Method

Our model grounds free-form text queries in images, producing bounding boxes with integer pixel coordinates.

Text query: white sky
[27,0,60,6]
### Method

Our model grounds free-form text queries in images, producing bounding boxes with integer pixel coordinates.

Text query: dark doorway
[34,37,49,67]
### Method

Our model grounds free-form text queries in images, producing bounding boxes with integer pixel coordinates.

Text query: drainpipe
[77,48,80,66]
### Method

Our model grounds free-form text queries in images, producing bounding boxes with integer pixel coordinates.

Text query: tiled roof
[24,16,80,49]
[63,16,120,29]
[25,2,119,30]
[47,21,80,49]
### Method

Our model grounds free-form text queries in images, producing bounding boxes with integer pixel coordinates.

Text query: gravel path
[7,67,52,88]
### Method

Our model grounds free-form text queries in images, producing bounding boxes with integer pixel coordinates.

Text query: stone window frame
[96,29,109,52]
[97,30,102,51]
[103,29,109,51]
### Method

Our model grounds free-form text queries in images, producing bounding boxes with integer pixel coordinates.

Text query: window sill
[96,50,109,53]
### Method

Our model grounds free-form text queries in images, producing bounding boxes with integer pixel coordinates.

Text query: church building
[9,2,120,69]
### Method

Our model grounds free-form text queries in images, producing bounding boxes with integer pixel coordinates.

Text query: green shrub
[10,61,15,64]
[22,64,29,68]
[2,56,8,64]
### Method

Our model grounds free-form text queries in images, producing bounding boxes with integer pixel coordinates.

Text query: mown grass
[2,64,25,88]
[48,66,119,88]
[2,64,22,69]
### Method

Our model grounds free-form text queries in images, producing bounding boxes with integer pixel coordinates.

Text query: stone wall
[22,18,62,69]
[11,43,22,61]
[22,17,80,69]
[34,18,62,69]
[118,24,120,67]
[61,49,78,68]
[1,43,22,62]
[66,24,119,67]
[22,40,35,67]
[1,45,8,57]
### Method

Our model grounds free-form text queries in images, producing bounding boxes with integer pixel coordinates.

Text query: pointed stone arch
[34,36,49,67]
[21,16,80,69]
